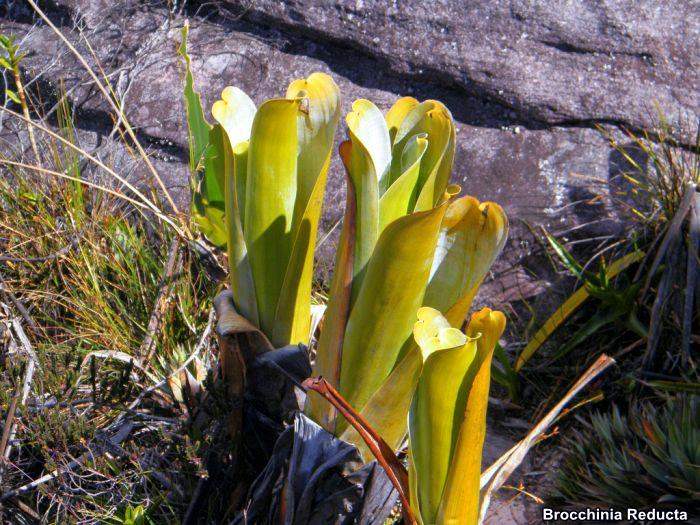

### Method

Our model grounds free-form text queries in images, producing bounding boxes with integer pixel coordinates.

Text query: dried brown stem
[141,237,182,363]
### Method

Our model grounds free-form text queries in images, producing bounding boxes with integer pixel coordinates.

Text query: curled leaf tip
[466,307,507,342]
[413,307,468,360]
[212,86,256,149]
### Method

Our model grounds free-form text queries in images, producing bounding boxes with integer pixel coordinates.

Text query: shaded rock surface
[222,0,699,135]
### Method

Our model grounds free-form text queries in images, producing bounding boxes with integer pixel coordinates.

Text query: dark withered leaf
[233,413,396,525]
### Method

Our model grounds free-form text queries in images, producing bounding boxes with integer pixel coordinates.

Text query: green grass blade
[514,250,645,371]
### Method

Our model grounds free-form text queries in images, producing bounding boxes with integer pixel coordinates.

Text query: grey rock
[222,0,699,138]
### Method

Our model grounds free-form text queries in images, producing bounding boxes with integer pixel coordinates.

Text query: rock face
[223,0,699,134]
[0,0,696,289]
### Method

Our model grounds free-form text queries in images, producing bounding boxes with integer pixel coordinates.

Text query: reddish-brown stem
[302,377,417,525]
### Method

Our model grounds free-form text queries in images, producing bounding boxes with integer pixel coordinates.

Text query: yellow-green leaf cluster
[308,97,508,459]
[409,307,506,525]
[210,73,341,347]
[307,97,458,432]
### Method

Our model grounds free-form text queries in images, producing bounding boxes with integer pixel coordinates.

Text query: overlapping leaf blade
[213,74,340,347]
[341,195,508,456]
[424,196,509,327]
[336,196,452,434]
[438,308,506,524]
[408,307,505,525]
[273,74,341,346]
[408,308,477,524]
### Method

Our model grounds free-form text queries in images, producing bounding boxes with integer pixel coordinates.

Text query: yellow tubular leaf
[378,134,429,233]
[409,450,424,525]
[437,308,506,525]
[412,102,456,211]
[243,98,300,341]
[344,121,380,300]
[341,306,467,459]
[409,307,477,525]
[225,140,258,326]
[353,195,507,461]
[212,87,256,229]
[347,98,391,191]
[340,345,422,459]
[424,196,509,327]
[273,73,341,345]
[386,96,419,144]
[307,141,357,431]
[388,100,455,201]
[336,199,452,432]
[212,86,256,150]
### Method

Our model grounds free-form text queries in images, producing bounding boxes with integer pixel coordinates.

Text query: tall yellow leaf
[336,193,454,433]
[437,308,506,525]
[243,98,300,341]
[273,73,341,345]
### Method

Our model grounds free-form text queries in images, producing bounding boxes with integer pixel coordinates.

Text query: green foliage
[178,23,227,247]
[607,120,699,225]
[0,138,212,522]
[515,238,645,371]
[544,232,646,361]
[308,99,508,452]
[553,397,699,513]
[0,33,25,103]
[105,504,156,525]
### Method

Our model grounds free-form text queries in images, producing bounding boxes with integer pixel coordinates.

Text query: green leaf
[243,98,300,342]
[542,228,587,282]
[272,73,341,346]
[642,380,700,394]
[190,124,228,247]
[178,23,211,173]
[336,195,453,433]
[493,342,519,400]
[549,309,622,363]
[5,89,19,104]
